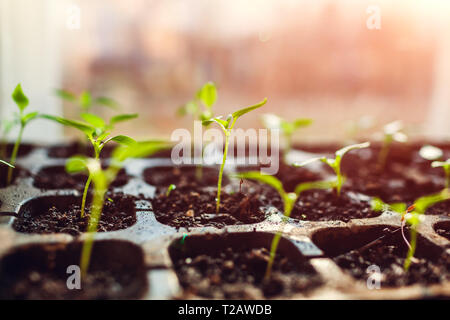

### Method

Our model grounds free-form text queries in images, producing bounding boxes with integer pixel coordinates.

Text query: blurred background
[1,0,449,143]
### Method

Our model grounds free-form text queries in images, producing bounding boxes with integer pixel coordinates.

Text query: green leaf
[335,142,370,158]
[231,98,267,121]
[0,160,14,168]
[108,135,136,146]
[389,202,407,214]
[202,117,228,131]
[65,156,88,174]
[197,82,217,108]
[413,190,450,214]
[95,96,119,109]
[55,89,77,101]
[22,112,39,125]
[294,180,334,197]
[12,84,29,111]
[42,114,94,135]
[371,197,386,212]
[292,118,313,129]
[112,140,171,163]
[79,91,92,110]
[110,113,138,126]
[235,171,285,196]
[81,113,105,129]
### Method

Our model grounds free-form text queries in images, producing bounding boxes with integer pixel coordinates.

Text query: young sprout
[203,98,268,213]
[236,171,334,280]
[178,82,218,180]
[66,140,170,276]
[418,145,449,189]
[372,189,450,270]
[7,84,39,185]
[166,184,176,196]
[260,114,312,158]
[43,113,138,217]
[432,160,450,190]
[294,142,370,197]
[55,89,119,116]
[377,120,407,170]
[177,81,217,122]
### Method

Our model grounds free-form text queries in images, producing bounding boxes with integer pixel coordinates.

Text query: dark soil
[0,240,148,299]
[313,226,450,288]
[144,165,228,188]
[13,193,137,235]
[171,236,322,299]
[425,199,450,216]
[47,142,115,159]
[342,143,445,203]
[0,143,35,158]
[0,165,28,187]
[33,165,130,190]
[434,221,450,241]
[272,189,379,222]
[152,183,275,229]
[237,161,322,192]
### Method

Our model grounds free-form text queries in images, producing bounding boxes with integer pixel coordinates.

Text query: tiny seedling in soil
[178,81,217,180]
[42,112,138,217]
[236,171,333,280]
[372,189,450,270]
[0,160,14,168]
[377,120,407,171]
[203,98,267,213]
[295,142,370,197]
[260,113,312,158]
[166,184,176,196]
[7,84,40,185]
[419,145,449,189]
[66,140,170,275]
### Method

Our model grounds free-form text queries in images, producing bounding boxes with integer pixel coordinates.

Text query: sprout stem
[216,131,229,213]
[81,174,92,218]
[7,125,24,185]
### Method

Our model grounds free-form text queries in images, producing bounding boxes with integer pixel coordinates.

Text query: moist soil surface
[341,143,446,203]
[434,222,450,241]
[12,193,137,235]
[272,189,379,222]
[237,161,322,192]
[0,241,147,299]
[0,165,28,187]
[332,228,450,287]
[47,142,115,159]
[152,183,276,229]
[425,199,450,216]
[173,245,322,299]
[144,165,228,188]
[33,165,130,190]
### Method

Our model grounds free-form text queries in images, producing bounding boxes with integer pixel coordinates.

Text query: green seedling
[236,171,334,280]
[55,89,119,116]
[260,114,312,159]
[377,120,407,170]
[418,145,449,189]
[177,81,217,122]
[372,189,450,270]
[294,142,370,197]
[66,140,170,276]
[203,98,268,213]
[43,112,138,217]
[7,84,40,185]
[432,160,450,190]
[178,82,218,180]
[166,184,176,196]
